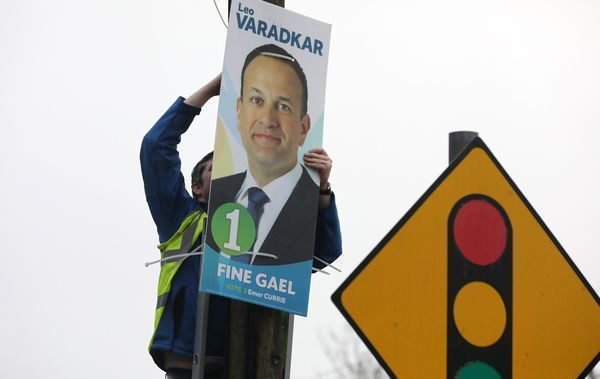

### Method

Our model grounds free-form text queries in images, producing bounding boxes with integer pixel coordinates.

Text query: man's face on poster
[237,56,311,177]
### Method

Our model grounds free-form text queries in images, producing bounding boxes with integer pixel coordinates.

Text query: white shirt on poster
[234,163,302,255]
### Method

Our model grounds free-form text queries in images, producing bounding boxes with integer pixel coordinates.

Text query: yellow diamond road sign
[332,138,600,379]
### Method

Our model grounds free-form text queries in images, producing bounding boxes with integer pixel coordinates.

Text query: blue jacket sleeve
[313,193,342,269]
[140,97,201,243]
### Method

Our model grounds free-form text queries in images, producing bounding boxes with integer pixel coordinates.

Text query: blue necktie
[234,187,269,263]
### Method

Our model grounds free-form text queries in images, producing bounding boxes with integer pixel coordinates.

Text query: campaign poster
[199,0,331,316]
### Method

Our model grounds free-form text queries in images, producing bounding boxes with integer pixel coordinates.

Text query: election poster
[199,0,332,316]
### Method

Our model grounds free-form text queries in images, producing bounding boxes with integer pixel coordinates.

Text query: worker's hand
[184,73,222,108]
[203,73,222,99]
[304,147,332,189]
[303,148,332,188]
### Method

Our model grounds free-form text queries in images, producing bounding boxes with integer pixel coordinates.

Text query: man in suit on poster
[208,43,336,266]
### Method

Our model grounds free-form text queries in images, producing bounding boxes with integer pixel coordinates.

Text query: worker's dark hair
[191,151,214,199]
[240,44,308,117]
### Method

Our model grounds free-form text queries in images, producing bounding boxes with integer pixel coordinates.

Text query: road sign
[332,138,600,378]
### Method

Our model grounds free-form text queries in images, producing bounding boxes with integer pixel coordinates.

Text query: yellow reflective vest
[149,210,207,349]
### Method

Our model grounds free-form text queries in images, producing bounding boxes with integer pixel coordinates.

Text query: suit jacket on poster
[207,166,319,265]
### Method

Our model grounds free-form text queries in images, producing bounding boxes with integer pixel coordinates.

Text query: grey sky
[1,0,598,377]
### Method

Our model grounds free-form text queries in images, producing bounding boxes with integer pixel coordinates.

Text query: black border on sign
[330,137,600,379]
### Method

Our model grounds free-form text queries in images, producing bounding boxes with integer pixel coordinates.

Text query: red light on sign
[453,199,507,266]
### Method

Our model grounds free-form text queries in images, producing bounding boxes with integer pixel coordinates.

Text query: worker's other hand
[303,147,332,190]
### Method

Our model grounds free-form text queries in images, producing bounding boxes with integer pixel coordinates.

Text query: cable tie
[249,250,278,265]
[313,255,341,272]
[260,52,295,62]
[312,267,330,275]
[212,0,228,29]
[144,244,204,267]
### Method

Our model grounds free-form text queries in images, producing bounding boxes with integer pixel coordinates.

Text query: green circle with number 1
[211,202,256,256]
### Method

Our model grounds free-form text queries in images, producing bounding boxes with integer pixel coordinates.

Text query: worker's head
[191,151,213,203]
[237,44,311,182]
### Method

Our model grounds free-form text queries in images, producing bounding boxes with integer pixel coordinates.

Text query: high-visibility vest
[149,210,207,349]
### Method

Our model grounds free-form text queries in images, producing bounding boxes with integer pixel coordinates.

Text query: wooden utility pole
[228,301,291,378]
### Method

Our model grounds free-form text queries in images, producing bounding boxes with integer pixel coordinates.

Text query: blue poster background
[201,244,312,316]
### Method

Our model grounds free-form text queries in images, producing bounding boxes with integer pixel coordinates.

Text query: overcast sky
[1,0,598,377]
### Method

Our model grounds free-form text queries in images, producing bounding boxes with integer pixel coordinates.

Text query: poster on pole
[200,0,331,316]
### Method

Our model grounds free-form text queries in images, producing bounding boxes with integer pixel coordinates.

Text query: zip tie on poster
[144,244,204,267]
[145,246,278,267]
[312,267,330,275]
[146,246,342,274]
[313,255,341,272]
[212,0,228,29]
[247,251,278,265]
[260,52,295,62]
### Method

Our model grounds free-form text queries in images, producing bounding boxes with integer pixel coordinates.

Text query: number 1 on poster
[211,202,256,255]
[223,209,241,251]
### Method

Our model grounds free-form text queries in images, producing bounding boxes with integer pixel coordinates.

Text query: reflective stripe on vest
[149,210,207,349]
[160,215,201,265]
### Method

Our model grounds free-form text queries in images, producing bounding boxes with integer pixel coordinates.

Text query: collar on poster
[236,3,325,56]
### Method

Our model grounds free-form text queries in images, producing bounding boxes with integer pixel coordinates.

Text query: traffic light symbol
[448,194,512,379]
